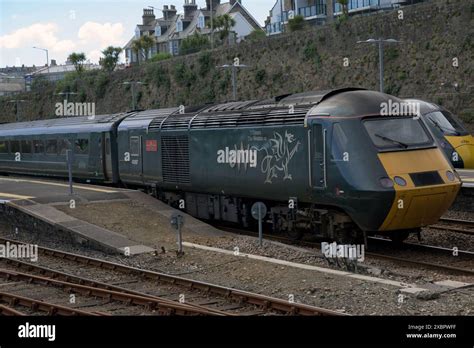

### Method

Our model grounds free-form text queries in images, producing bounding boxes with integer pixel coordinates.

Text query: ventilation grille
[161,135,190,184]
[409,171,443,187]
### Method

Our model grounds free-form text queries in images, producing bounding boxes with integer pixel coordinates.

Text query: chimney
[50,59,57,66]
[206,0,220,11]
[142,8,155,26]
[183,0,198,18]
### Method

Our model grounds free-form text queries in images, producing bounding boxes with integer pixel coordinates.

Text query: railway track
[0,236,345,316]
[214,225,474,277]
[429,218,474,236]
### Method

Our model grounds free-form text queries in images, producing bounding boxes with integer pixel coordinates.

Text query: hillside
[1,0,473,131]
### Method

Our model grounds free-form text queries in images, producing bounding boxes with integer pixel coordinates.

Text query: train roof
[0,113,128,137]
[404,98,441,115]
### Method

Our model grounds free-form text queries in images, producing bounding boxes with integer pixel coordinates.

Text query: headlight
[379,177,394,188]
[394,176,407,186]
[446,170,455,181]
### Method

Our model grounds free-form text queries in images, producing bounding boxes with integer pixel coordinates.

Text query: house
[0,73,25,96]
[265,0,425,35]
[124,0,263,63]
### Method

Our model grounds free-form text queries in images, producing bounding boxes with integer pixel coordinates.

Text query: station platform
[0,175,224,255]
[458,169,474,188]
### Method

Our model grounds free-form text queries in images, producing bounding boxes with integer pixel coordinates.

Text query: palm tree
[213,14,236,45]
[140,35,155,61]
[337,0,349,17]
[68,52,86,73]
[131,39,143,64]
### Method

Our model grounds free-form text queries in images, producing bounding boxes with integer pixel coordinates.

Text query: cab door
[311,123,327,189]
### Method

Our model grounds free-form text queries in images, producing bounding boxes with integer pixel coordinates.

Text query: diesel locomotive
[0,88,462,243]
[405,99,474,169]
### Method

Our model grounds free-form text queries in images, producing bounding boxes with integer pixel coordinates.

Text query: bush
[288,15,305,32]
[198,52,213,77]
[149,52,172,62]
[255,69,267,85]
[246,30,266,42]
[94,72,109,99]
[179,33,210,55]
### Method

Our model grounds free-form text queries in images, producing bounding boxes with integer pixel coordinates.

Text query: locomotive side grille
[161,135,190,184]
[409,171,443,187]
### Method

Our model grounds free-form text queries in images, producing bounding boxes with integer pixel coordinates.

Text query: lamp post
[356,38,401,93]
[122,81,146,110]
[33,46,49,74]
[217,62,249,101]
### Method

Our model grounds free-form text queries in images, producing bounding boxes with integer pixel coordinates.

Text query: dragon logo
[253,131,301,184]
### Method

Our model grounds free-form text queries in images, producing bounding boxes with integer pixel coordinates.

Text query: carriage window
[426,110,467,136]
[0,141,7,153]
[130,136,140,156]
[46,140,58,154]
[75,139,89,155]
[21,140,32,154]
[58,139,71,155]
[33,140,45,153]
[10,140,20,154]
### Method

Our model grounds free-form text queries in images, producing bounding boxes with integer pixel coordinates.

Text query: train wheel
[389,230,410,244]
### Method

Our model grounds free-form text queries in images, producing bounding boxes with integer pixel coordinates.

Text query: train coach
[405,99,474,169]
[0,88,462,243]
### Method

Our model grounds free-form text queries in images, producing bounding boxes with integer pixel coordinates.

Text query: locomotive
[405,99,474,169]
[0,88,462,243]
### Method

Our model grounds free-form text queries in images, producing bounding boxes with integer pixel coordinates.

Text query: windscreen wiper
[374,133,409,148]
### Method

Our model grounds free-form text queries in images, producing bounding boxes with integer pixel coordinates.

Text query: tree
[100,46,122,72]
[131,39,143,64]
[246,29,266,42]
[288,15,305,32]
[213,14,236,44]
[68,52,86,73]
[179,33,210,55]
[337,0,349,17]
[140,35,155,61]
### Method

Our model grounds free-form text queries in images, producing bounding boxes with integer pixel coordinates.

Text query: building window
[197,14,205,29]
[176,19,183,32]
[135,27,140,39]
[155,25,161,37]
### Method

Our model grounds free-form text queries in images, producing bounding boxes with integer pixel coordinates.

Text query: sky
[0,0,276,68]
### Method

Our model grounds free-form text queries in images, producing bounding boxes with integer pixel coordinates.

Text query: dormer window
[135,26,140,39]
[155,25,161,37]
[197,13,205,29]
[176,17,183,32]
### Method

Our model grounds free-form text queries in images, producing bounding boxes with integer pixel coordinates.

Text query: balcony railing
[334,0,381,13]
[298,2,327,18]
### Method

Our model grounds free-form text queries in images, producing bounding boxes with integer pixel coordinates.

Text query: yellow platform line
[0,177,118,193]
[0,193,34,200]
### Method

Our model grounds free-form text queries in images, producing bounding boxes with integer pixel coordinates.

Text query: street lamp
[33,46,49,74]
[217,62,249,101]
[356,38,401,93]
[122,81,146,110]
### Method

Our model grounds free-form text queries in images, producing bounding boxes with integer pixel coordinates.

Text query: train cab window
[331,123,349,161]
[20,140,32,154]
[130,136,140,156]
[58,139,71,155]
[425,111,467,136]
[364,118,431,149]
[0,141,8,153]
[75,139,89,155]
[33,140,45,153]
[45,140,58,154]
[10,140,20,154]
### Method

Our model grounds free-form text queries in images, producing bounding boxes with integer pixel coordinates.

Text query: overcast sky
[0,0,276,68]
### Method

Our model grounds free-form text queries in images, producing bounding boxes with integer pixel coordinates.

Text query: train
[0,88,462,243]
[405,99,474,169]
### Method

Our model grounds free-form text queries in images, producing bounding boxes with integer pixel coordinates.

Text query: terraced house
[265,0,426,35]
[124,0,262,63]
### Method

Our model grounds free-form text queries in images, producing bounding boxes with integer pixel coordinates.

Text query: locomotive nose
[445,135,474,169]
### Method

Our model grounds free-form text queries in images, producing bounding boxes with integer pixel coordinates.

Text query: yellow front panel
[377,148,461,231]
[445,135,474,169]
